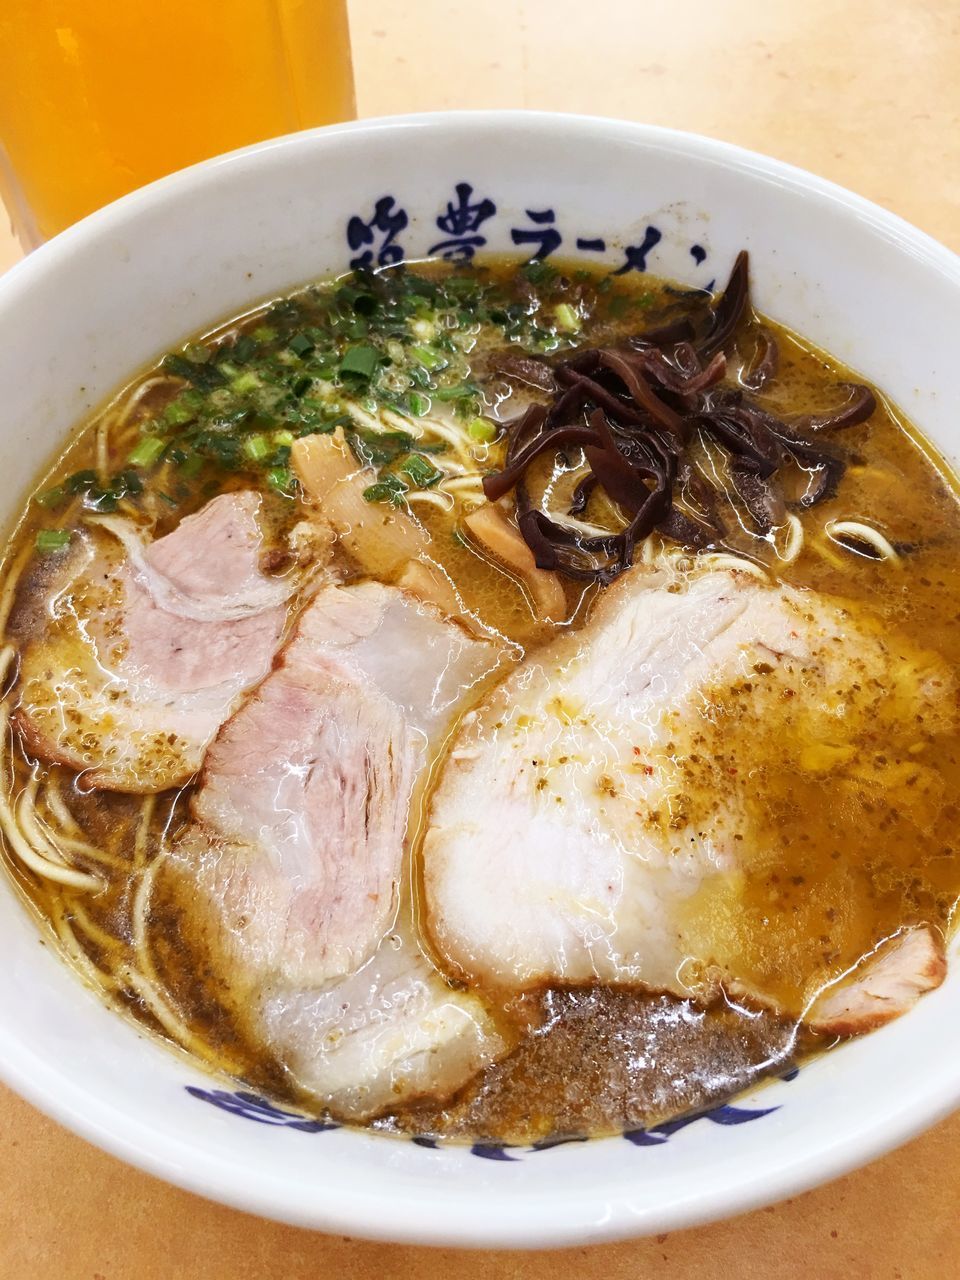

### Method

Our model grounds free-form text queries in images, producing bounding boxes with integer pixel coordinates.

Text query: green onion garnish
[35,485,65,509]
[65,470,98,494]
[339,344,380,380]
[178,454,203,478]
[553,303,581,333]
[410,318,436,341]
[410,345,445,370]
[127,436,167,468]
[468,417,498,443]
[35,529,70,553]
[267,466,295,495]
[231,334,258,364]
[288,332,315,357]
[400,454,443,488]
[230,370,262,396]
[406,392,430,418]
[363,475,409,507]
[162,353,226,391]
[348,429,415,468]
[522,259,558,286]
[163,399,196,427]
[243,433,271,462]
[432,382,480,403]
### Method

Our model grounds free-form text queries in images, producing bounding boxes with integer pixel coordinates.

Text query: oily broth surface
[1,258,959,1143]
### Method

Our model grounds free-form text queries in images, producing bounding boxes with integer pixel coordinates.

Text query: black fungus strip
[741,330,779,391]
[482,425,599,503]
[569,472,598,516]
[728,462,787,532]
[555,366,648,426]
[595,350,687,437]
[792,383,877,432]
[698,250,750,358]
[481,251,874,584]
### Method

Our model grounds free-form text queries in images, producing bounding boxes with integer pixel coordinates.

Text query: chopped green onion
[522,259,558,286]
[348,429,414,467]
[87,490,119,513]
[230,370,262,396]
[251,324,277,343]
[178,454,203,478]
[34,485,65,509]
[432,382,480,403]
[231,334,258,364]
[65,469,98,493]
[127,436,167,468]
[410,344,445,370]
[272,429,295,447]
[338,344,380,380]
[163,399,196,427]
[35,529,70,553]
[184,342,212,364]
[351,292,378,317]
[116,469,143,496]
[363,475,409,507]
[243,433,271,462]
[553,302,582,333]
[410,318,436,341]
[400,454,444,488]
[267,466,295,495]
[406,391,431,418]
[162,353,226,391]
[288,332,315,357]
[468,417,498,443]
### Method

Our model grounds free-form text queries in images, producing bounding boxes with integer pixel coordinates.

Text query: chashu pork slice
[259,928,506,1120]
[174,581,508,1115]
[805,927,947,1036]
[186,580,505,986]
[423,565,954,1030]
[15,492,297,792]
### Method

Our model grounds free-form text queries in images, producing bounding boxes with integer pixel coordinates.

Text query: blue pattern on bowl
[187,1070,796,1158]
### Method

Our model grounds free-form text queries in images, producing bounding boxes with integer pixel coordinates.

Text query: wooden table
[1,2,958,1274]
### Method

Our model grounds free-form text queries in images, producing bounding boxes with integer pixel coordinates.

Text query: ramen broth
[1,256,958,1144]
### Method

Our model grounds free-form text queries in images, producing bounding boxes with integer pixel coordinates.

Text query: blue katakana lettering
[614,225,663,274]
[510,208,562,260]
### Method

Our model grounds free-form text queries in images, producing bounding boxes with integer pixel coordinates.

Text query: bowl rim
[1,108,959,1248]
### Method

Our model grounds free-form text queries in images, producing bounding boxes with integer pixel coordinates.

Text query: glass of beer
[0,0,355,248]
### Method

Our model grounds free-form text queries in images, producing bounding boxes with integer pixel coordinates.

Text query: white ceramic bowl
[0,112,958,1249]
